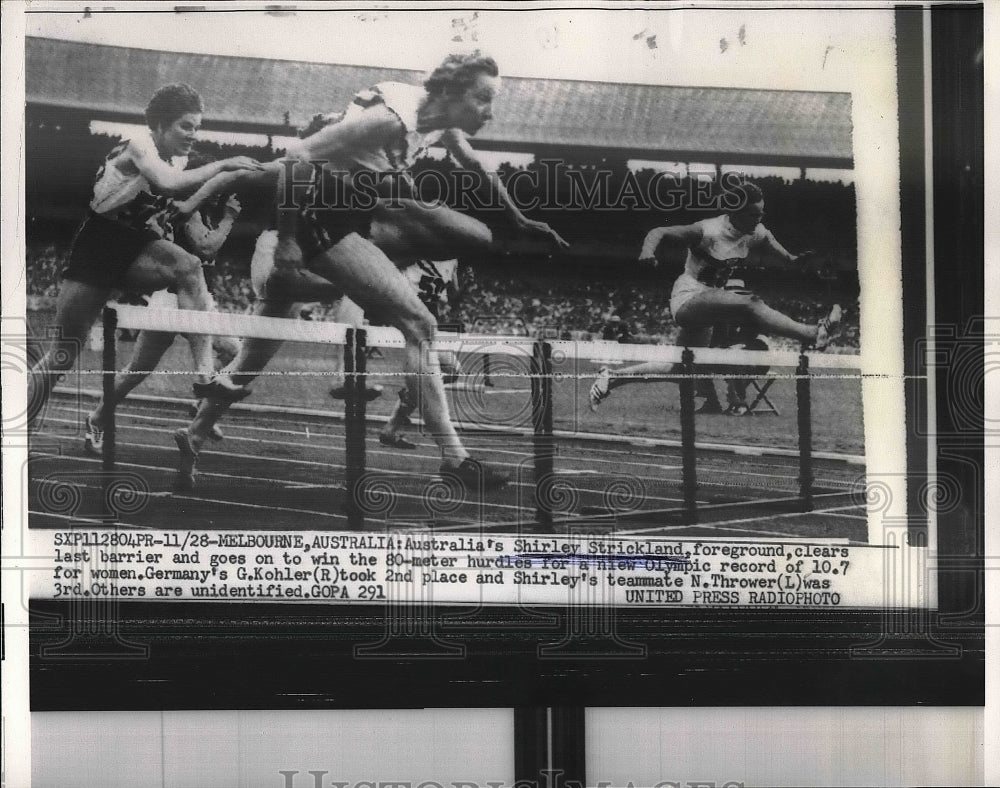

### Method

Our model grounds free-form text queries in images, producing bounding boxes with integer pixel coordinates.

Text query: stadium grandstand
[26,36,852,166]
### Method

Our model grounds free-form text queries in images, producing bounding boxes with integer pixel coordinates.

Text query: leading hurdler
[175,52,568,492]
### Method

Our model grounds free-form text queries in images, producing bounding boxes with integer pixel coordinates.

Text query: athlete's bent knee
[399,310,437,347]
[173,253,204,290]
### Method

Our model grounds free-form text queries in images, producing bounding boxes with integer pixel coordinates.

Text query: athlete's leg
[173,296,299,490]
[29,279,110,424]
[593,288,827,412]
[88,329,176,424]
[677,289,819,345]
[611,326,713,388]
[681,325,725,412]
[589,324,718,412]
[82,329,176,455]
[369,201,492,266]
[380,344,459,446]
[263,267,343,303]
[123,240,216,384]
[676,290,840,410]
[212,334,241,369]
[186,298,298,452]
[378,386,418,450]
[307,233,469,466]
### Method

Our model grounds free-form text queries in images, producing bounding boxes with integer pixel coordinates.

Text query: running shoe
[83,415,103,457]
[588,368,612,412]
[439,458,510,492]
[173,428,199,492]
[724,403,751,416]
[379,433,417,450]
[814,304,843,351]
[397,388,415,425]
[188,401,225,442]
[694,400,724,415]
[329,383,384,401]
[192,377,253,403]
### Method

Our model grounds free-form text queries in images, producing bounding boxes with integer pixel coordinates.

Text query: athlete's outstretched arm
[173,163,278,215]
[638,223,703,267]
[286,105,401,162]
[130,137,263,196]
[181,195,241,260]
[760,231,814,264]
[441,129,569,250]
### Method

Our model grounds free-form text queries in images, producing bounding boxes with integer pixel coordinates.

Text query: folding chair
[744,377,780,415]
[711,277,780,415]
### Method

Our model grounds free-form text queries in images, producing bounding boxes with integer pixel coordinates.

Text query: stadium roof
[26,37,853,168]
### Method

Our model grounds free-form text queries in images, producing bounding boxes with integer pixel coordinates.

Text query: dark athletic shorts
[62,211,161,291]
[295,172,376,262]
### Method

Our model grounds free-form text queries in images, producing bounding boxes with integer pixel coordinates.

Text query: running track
[28,392,869,541]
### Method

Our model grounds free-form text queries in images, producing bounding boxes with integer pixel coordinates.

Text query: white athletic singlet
[683,214,775,285]
[670,214,775,317]
[334,82,444,175]
[89,132,186,239]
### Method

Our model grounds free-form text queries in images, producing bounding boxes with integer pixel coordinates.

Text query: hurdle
[99,306,863,529]
[542,338,863,526]
[343,327,367,528]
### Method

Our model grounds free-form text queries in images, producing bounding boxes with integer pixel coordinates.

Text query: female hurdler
[29,83,262,426]
[174,53,567,492]
[589,181,841,412]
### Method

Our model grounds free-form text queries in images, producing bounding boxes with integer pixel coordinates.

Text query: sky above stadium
[24,3,895,94]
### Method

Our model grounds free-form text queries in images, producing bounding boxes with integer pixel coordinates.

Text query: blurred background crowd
[25,120,860,349]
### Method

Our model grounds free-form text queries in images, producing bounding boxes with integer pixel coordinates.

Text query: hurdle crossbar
[103,306,860,528]
[111,306,864,369]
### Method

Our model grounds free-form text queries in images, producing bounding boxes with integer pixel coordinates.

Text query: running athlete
[28,84,263,425]
[82,165,244,456]
[589,181,841,411]
[175,52,568,492]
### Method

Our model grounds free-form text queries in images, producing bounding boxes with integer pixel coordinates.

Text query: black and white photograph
[1,2,989,786]
[21,7,879,570]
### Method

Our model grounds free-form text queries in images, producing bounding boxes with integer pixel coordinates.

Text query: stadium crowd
[24,119,861,349]
[27,242,860,349]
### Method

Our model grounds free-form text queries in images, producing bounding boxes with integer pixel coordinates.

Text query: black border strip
[896,7,930,544]
[930,4,985,619]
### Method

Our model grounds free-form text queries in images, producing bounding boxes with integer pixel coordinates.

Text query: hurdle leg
[102,307,117,521]
[531,340,554,529]
[796,354,814,511]
[344,328,368,528]
[483,352,492,386]
[679,348,698,523]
